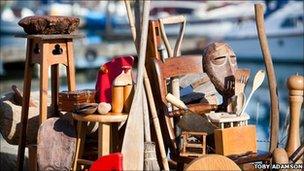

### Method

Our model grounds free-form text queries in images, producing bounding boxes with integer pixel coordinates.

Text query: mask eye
[230,55,236,64]
[212,56,226,65]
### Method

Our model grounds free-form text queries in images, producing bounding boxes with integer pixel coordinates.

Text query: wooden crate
[214,125,257,156]
[58,90,96,112]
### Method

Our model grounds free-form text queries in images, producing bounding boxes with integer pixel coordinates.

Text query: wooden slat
[72,114,128,123]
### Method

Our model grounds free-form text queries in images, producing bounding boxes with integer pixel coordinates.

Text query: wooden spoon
[239,70,266,116]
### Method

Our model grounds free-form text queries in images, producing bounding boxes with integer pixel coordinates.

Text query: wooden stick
[124,1,169,169]
[121,1,150,170]
[255,3,279,153]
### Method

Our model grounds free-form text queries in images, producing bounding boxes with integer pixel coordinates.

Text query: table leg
[98,123,111,157]
[73,121,86,171]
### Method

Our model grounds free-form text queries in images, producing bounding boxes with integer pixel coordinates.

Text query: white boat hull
[225,33,304,62]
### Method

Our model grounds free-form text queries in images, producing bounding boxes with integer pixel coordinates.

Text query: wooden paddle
[255,3,280,153]
[121,1,150,170]
[239,70,265,115]
[124,0,169,169]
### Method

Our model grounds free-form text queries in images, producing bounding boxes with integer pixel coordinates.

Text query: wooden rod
[255,3,279,153]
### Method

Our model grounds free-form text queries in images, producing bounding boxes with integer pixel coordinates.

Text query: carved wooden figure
[286,74,304,157]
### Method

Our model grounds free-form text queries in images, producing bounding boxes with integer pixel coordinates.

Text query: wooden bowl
[74,103,98,115]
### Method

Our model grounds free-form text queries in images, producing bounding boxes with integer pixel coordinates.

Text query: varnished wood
[185,154,241,171]
[214,125,257,156]
[98,123,111,157]
[39,43,49,124]
[66,40,76,91]
[17,35,79,170]
[255,3,279,153]
[17,39,33,171]
[72,113,128,123]
[286,75,303,157]
[154,55,203,103]
[72,121,86,171]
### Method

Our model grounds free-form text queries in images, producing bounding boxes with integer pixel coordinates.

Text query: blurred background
[0,0,303,152]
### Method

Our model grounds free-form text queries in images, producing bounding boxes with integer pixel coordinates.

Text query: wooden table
[72,113,128,170]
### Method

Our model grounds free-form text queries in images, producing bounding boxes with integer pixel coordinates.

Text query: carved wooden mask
[202,42,237,97]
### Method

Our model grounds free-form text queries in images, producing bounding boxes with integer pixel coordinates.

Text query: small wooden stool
[71,113,128,171]
[16,34,82,171]
[180,131,207,157]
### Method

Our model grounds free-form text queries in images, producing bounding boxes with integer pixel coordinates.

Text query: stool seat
[15,34,84,39]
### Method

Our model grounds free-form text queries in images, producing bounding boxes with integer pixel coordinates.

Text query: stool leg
[17,39,33,171]
[98,123,111,157]
[28,145,37,171]
[39,61,49,124]
[66,41,76,91]
[51,64,59,116]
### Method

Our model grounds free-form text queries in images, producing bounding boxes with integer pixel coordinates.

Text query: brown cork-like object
[18,16,79,35]
[286,75,304,157]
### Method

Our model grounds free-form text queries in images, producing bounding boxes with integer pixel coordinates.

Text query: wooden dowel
[255,3,280,153]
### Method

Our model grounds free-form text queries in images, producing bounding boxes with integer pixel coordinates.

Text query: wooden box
[58,90,96,112]
[214,125,257,156]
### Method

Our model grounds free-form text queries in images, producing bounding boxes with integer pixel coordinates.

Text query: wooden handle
[166,93,188,110]
[286,75,303,157]
[255,3,279,153]
[273,148,289,164]
[159,15,185,24]
[168,103,217,117]
[289,144,304,163]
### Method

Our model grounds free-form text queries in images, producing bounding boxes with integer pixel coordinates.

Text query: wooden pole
[124,1,169,169]
[286,75,303,157]
[121,1,150,170]
[255,3,279,153]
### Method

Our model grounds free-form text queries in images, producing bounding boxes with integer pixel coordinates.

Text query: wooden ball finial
[287,75,304,91]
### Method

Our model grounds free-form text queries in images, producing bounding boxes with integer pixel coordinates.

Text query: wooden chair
[152,55,204,160]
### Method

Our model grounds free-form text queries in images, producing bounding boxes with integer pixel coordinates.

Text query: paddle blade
[252,70,266,91]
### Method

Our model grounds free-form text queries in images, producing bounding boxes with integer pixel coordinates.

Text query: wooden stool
[71,113,128,171]
[16,34,82,171]
[180,131,207,157]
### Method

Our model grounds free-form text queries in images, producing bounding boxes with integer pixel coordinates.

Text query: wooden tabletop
[72,113,128,123]
[15,34,84,39]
